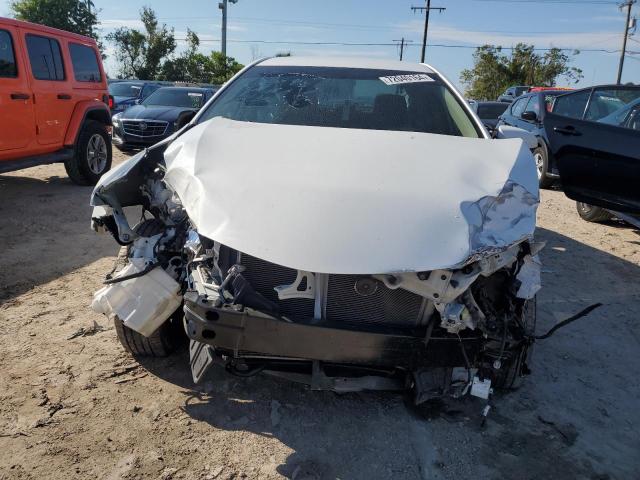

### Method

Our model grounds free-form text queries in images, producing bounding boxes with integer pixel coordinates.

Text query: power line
[171,37,623,53]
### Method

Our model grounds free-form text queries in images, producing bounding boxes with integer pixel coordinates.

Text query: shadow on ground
[0,171,125,302]
[136,227,640,479]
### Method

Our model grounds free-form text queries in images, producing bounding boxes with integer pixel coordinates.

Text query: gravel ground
[1,150,639,480]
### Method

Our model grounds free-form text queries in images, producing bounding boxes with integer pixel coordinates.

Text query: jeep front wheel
[65,121,112,185]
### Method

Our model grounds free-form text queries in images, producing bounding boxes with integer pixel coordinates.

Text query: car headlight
[112,113,121,125]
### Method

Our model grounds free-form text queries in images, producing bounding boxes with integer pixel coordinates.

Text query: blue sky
[2,0,638,89]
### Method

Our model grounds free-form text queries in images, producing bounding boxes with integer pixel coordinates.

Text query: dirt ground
[1,150,639,480]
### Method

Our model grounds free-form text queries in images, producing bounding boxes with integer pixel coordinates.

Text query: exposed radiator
[238,252,425,328]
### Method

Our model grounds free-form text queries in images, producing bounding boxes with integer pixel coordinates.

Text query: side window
[584,88,640,122]
[69,43,101,82]
[0,30,18,78]
[525,95,540,116]
[552,90,590,119]
[511,97,527,117]
[26,34,65,81]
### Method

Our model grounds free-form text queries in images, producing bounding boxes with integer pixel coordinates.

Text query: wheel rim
[534,152,544,179]
[577,202,591,214]
[87,134,108,174]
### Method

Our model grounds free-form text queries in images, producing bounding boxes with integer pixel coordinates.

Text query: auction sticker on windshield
[379,74,433,85]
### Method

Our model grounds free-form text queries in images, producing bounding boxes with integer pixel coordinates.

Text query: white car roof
[259,56,436,73]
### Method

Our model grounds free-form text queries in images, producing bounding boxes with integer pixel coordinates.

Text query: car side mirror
[496,125,538,149]
[521,110,538,122]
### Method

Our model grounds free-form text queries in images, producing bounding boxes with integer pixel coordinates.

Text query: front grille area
[326,275,424,328]
[239,254,315,321]
[122,120,168,137]
[237,252,425,328]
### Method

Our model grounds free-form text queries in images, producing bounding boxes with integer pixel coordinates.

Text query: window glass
[552,90,590,119]
[598,96,640,131]
[510,97,527,117]
[26,34,64,80]
[143,88,206,108]
[585,88,640,122]
[198,66,480,137]
[141,84,161,98]
[524,95,540,117]
[69,43,100,82]
[109,82,143,97]
[0,30,17,78]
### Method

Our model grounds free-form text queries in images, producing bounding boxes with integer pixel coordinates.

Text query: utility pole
[617,0,636,84]
[393,38,413,60]
[411,1,446,63]
[219,0,238,57]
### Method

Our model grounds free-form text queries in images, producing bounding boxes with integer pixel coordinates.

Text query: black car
[108,80,171,114]
[111,87,216,150]
[542,84,640,225]
[496,89,575,187]
[470,101,509,132]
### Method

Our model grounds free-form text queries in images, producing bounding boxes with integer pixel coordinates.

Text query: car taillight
[103,94,114,110]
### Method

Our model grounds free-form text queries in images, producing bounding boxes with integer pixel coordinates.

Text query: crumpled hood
[163,117,539,274]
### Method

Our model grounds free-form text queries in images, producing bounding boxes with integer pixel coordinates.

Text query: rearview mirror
[521,110,538,122]
[496,125,538,149]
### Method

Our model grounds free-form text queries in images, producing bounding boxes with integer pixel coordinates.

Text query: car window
[69,43,101,82]
[523,95,541,118]
[0,30,17,78]
[109,82,143,97]
[598,96,640,130]
[510,97,527,117]
[197,66,481,138]
[584,88,640,122]
[141,84,161,98]
[515,86,530,97]
[26,34,65,81]
[143,88,206,108]
[551,89,590,119]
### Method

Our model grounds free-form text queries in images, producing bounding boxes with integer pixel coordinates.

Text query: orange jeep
[0,18,112,185]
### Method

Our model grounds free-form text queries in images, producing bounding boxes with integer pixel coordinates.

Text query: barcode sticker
[379,74,433,85]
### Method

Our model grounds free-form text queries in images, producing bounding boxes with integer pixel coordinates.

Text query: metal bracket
[274,270,315,300]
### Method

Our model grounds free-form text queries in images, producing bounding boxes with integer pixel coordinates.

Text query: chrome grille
[325,275,424,328]
[122,120,168,137]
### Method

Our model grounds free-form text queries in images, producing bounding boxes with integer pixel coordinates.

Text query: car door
[22,30,74,146]
[0,25,36,153]
[544,90,640,213]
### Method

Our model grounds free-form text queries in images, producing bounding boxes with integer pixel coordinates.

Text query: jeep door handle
[57,94,72,100]
[10,92,30,100]
[553,126,581,136]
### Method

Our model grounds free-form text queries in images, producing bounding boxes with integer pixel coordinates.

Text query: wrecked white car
[90,57,543,401]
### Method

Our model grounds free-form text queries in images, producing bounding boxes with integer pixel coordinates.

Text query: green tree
[160,30,244,84]
[11,0,100,44]
[107,6,176,79]
[460,43,583,100]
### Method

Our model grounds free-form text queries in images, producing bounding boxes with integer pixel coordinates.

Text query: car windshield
[515,86,530,96]
[477,103,508,119]
[109,82,143,97]
[142,88,206,108]
[197,66,480,137]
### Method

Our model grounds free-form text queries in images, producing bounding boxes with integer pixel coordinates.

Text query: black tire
[65,120,112,186]
[494,297,536,391]
[533,145,554,189]
[576,202,613,223]
[113,219,182,357]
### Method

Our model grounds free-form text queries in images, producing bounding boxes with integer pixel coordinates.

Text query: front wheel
[533,146,554,189]
[576,202,613,223]
[112,219,185,357]
[65,121,112,185]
